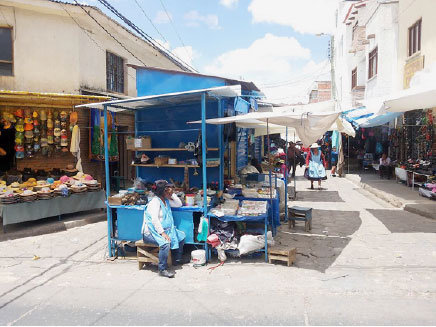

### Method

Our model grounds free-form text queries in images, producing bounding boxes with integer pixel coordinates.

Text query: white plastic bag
[238,231,274,255]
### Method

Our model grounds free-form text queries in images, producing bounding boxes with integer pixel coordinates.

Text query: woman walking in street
[305,143,327,190]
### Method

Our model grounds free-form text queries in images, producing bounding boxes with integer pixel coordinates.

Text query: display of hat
[40,138,48,147]
[60,139,68,147]
[70,111,78,124]
[47,110,53,118]
[32,111,38,119]
[47,135,54,144]
[60,111,68,120]
[15,137,23,145]
[33,119,39,126]
[14,109,24,118]
[24,123,33,131]
[310,143,320,149]
[54,120,61,129]
[33,143,40,152]
[74,172,84,179]
[65,164,77,172]
[24,130,34,138]
[2,120,11,129]
[54,136,61,144]
[47,129,54,136]
[53,111,59,119]
[40,110,47,121]
[61,121,67,129]
[24,116,33,124]
[46,178,54,184]
[60,175,70,183]
[47,118,53,129]
[54,128,61,137]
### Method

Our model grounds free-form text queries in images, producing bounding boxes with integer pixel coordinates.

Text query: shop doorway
[0,127,15,174]
[113,125,133,191]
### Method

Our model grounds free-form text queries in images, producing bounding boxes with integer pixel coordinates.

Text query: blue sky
[83,0,337,103]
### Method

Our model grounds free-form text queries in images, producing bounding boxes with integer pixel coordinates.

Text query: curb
[0,212,106,241]
[345,174,404,208]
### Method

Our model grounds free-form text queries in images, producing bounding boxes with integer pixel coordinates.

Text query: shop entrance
[0,126,15,174]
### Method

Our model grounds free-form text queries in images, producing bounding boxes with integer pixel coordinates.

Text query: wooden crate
[268,247,296,266]
[135,240,171,270]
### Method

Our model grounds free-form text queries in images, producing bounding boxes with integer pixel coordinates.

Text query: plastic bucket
[185,194,195,206]
[191,249,206,266]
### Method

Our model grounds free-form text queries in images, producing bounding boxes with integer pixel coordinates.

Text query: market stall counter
[108,202,208,245]
[1,190,105,226]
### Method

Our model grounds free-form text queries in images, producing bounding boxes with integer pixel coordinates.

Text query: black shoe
[173,258,190,266]
[159,269,175,278]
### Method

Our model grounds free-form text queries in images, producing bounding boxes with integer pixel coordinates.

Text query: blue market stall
[77,86,242,257]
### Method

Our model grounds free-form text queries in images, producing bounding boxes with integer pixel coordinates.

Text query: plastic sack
[133,177,146,190]
[238,231,274,255]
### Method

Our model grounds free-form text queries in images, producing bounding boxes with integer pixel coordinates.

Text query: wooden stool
[288,206,312,232]
[268,247,296,266]
[135,240,172,270]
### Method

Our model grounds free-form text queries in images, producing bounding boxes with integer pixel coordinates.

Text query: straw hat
[310,143,320,149]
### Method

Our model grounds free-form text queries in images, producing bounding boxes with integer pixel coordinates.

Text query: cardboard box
[126,138,135,150]
[134,136,151,149]
[108,196,123,206]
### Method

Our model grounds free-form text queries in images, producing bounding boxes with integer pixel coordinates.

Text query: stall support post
[103,105,113,257]
[218,99,224,192]
[201,93,209,261]
[284,127,288,222]
[134,110,139,178]
[266,118,271,262]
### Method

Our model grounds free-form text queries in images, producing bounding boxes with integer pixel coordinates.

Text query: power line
[72,0,148,67]
[133,0,169,45]
[59,3,137,81]
[96,0,197,72]
[158,0,193,67]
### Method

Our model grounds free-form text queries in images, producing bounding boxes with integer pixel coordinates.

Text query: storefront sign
[403,55,424,89]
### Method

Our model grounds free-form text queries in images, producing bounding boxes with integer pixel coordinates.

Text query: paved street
[1,170,436,325]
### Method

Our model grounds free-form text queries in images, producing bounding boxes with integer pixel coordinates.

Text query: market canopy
[75,85,242,112]
[188,101,341,145]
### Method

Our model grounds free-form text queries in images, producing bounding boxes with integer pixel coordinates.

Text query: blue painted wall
[136,69,226,96]
[136,101,220,187]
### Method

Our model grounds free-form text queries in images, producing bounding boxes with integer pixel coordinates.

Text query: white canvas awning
[384,87,436,112]
[188,101,340,145]
[75,85,242,112]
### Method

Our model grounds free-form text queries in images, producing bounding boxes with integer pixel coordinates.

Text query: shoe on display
[159,270,175,278]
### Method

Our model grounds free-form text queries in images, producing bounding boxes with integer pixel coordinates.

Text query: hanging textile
[90,109,119,161]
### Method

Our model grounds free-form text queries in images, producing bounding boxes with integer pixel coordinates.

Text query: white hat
[310,143,320,149]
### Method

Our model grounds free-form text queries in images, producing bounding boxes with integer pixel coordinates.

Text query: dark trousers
[287,159,297,177]
[379,165,392,179]
[143,233,185,271]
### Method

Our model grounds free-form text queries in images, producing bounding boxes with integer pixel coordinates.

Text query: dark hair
[154,180,173,197]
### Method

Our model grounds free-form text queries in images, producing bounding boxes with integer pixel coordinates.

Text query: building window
[351,67,357,89]
[0,27,13,76]
[368,47,377,79]
[408,19,421,57]
[106,51,124,93]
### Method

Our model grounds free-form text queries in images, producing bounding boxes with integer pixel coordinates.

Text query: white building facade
[333,0,399,110]
[0,0,189,97]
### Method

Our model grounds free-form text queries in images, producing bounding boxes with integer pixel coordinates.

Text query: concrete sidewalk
[345,172,436,219]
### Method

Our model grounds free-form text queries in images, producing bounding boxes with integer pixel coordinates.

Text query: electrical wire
[133,0,169,45]
[59,3,137,81]
[72,0,148,67]
[158,0,193,68]
[96,0,197,72]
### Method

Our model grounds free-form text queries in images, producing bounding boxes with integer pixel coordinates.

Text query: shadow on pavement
[275,209,361,272]
[296,191,344,202]
[367,209,436,233]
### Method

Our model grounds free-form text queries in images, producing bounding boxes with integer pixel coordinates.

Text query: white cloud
[248,0,338,35]
[203,34,330,104]
[172,46,199,67]
[154,10,172,24]
[220,0,239,8]
[184,10,220,30]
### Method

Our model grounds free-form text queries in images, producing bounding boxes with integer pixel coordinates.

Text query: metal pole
[347,135,350,175]
[201,93,208,261]
[284,127,288,222]
[266,118,271,262]
[218,99,224,191]
[103,105,113,257]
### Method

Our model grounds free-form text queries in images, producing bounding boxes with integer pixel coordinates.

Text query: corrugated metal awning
[75,85,241,112]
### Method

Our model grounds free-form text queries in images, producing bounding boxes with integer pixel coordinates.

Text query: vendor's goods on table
[238,200,267,216]
[0,168,100,204]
